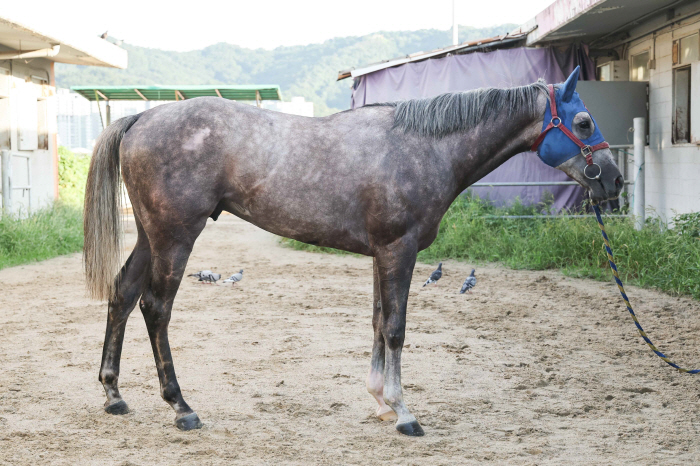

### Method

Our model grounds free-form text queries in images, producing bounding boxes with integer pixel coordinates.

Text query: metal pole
[617,148,626,209]
[452,0,458,45]
[2,149,11,215]
[633,117,645,231]
[106,102,111,127]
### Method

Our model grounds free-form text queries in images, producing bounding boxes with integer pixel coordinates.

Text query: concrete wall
[617,10,700,223]
[0,57,57,214]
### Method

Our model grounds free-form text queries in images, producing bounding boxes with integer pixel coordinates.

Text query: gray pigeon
[198,271,221,284]
[223,269,244,285]
[460,269,477,294]
[423,262,443,287]
[188,270,212,280]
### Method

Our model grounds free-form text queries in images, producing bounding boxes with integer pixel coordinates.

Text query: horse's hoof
[175,413,203,431]
[396,420,425,437]
[104,400,129,415]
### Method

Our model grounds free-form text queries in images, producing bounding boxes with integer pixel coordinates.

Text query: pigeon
[460,269,477,294]
[223,270,244,285]
[422,262,443,287]
[100,31,108,39]
[188,270,212,280]
[198,271,221,284]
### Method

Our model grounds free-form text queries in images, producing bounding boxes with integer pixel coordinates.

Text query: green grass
[0,147,87,270]
[281,194,700,300]
[0,202,83,270]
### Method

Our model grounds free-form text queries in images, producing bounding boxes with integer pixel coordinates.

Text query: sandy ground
[1,215,700,465]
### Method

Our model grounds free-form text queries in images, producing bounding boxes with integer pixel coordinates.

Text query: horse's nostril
[614,175,624,188]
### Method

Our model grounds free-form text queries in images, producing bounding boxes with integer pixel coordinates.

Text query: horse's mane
[369,79,548,138]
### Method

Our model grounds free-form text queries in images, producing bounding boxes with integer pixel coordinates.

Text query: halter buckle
[581,145,592,158]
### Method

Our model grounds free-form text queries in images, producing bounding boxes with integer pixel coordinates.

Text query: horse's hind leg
[366,257,397,421]
[139,220,206,431]
[374,239,424,436]
[100,231,151,414]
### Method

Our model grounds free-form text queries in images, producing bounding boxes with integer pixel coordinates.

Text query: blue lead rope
[593,205,700,373]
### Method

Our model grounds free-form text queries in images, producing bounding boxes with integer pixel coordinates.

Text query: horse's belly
[220,197,372,255]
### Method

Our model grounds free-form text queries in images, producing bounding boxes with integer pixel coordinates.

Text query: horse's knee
[384,330,405,351]
[139,291,169,325]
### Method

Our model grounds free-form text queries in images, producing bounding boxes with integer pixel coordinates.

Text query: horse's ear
[561,66,580,102]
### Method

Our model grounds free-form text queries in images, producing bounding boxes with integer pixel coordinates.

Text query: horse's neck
[441,97,546,196]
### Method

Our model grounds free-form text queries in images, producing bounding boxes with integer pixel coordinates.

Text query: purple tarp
[351,45,595,211]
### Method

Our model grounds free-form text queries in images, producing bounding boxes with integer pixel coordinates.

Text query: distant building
[57,93,314,151]
[56,91,163,152]
[0,13,126,212]
[262,96,314,117]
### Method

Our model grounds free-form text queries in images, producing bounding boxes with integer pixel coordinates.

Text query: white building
[262,96,314,117]
[523,0,700,222]
[0,14,126,213]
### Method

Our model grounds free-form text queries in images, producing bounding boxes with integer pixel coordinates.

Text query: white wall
[622,15,700,223]
[0,57,57,214]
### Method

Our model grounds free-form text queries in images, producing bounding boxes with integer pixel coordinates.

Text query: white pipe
[0,45,60,60]
[2,150,11,215]
[633,117,645,231]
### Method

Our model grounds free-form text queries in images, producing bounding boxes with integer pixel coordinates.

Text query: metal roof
[0,14,127,68]
[70,85,282,101]
[525,0,688,47]
[337,29,532,81]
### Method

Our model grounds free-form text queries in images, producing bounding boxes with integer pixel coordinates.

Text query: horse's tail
[83,114,141,301]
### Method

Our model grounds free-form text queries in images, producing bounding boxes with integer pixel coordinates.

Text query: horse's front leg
[374,239,424,436]
[366,257,398,421]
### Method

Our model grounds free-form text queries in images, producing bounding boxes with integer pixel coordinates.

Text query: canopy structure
[71,84,282,103]
[71,84,282,128]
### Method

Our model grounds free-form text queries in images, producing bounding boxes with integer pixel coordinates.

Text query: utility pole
[452,0,458,45]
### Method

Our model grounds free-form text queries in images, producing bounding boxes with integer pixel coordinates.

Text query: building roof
[337,29,532,81]
[70,85,282,101]
[0,14,127,68]
[524,0,687,47]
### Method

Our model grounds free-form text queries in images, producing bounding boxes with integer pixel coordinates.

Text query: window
[673,33,699,65]
[673,66,691,143]
[630,51,650,81]
[597,63,611,81]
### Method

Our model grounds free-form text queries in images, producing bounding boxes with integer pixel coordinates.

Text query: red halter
[531,85,609,177]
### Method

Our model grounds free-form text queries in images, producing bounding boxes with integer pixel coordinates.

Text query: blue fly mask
[531,66,609,180]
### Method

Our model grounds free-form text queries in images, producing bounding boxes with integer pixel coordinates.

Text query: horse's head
[532,67,624,204]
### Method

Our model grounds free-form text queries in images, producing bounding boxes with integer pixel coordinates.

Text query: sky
[12,0,554,52]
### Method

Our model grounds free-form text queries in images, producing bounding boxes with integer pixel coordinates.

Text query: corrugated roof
[70,85,282,101]
[337,29,532,81]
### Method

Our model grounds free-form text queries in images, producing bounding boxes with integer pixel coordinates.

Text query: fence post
[633,117,645,231]
[1,149,11,215]
[616,148,626,209]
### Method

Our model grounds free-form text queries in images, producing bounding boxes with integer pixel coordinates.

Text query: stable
[0,13,126,214]
[339,0,700,223]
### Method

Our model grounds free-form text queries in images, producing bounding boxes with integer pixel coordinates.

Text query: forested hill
[55,25,515,116]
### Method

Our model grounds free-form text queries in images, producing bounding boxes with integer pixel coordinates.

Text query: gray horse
[84,69,622,435]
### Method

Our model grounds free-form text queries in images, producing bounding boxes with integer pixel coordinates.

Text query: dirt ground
[2,214,700,465]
